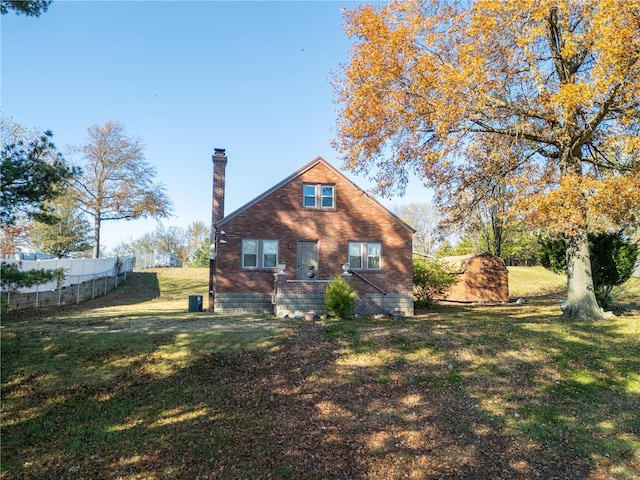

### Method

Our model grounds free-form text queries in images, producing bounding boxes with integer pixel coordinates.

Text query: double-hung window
[348,242,382,270]
[242,239,279,268]
[303,184,335,208]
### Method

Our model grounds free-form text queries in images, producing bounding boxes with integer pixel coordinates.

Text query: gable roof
[217,156,415,233]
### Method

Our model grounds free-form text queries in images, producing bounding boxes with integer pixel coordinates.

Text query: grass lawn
[1,267,639,479]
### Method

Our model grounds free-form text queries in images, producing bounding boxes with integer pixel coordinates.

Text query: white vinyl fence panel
[2,256,135,310]
[5,256,134,293]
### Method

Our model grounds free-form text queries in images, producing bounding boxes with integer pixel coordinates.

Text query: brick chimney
[212,148,227,226]
[209,148,227,312]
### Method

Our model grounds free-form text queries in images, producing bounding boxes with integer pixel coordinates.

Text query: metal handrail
[347,269,386,295]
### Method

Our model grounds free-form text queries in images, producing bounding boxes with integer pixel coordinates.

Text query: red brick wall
[215,162,413,296]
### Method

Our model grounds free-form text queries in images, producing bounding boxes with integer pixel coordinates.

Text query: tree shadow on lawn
[420,303,638,473]
[2,316,638,479]
[62,271,163,309]
[317,308,639,478]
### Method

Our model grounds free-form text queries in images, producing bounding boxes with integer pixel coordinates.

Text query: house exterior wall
[214,161,414,315]
[268,276,414,318]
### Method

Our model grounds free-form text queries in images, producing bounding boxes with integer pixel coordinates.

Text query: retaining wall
[3,272,129,310]
[214,275,414,318]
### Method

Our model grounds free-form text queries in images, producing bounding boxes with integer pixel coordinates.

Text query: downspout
[272,273,279,305]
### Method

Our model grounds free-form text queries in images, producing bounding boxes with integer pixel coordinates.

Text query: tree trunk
[92,214,101,258]
[493,220,503,258]
[562,227,606,321]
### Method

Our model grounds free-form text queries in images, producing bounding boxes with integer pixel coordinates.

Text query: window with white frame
[303,184,335,208]
[242,239,279,268]
[348,241,382,270]
[262,240,278,267]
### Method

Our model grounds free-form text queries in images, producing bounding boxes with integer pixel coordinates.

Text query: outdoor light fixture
[341,263,352,276]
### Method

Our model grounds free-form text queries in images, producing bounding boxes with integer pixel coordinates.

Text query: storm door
[297,241,319,280]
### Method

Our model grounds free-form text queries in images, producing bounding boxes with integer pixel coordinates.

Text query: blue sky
[2,0,429,253]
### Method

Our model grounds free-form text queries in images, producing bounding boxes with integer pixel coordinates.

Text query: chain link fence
[2,256,134,311]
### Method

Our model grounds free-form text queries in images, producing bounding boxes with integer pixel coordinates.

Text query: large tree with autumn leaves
[334,0,640,321]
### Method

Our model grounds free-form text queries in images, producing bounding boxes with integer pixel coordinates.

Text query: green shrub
[413,257,457,308]
[0,261,65,290]
[1,295,8,316]
[0,262,66,315]
[189,239,211,267]
[325,274,356,319]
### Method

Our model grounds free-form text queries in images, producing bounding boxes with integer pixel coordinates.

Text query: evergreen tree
[1,120,76,226]
[1,0,52,16]
[191,239,210,268]
[539,231,638,309]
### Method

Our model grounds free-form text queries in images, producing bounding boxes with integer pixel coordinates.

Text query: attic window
[303,184,334,208]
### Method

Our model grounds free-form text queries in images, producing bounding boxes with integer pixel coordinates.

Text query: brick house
[209,149,415,317]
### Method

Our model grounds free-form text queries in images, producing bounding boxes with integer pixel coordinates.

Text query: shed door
[297,241,319,280]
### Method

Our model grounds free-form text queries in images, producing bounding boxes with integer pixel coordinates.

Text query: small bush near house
[325,274,355,319]
[413,257,457,308]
